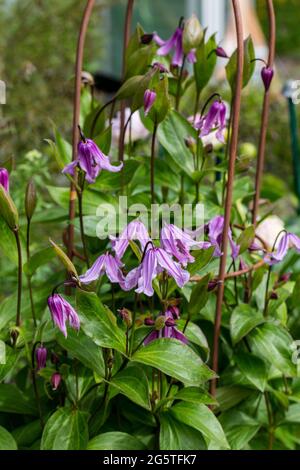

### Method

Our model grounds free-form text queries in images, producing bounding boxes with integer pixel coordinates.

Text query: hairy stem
[151,122,158,205]
[77,189,90,268]
[175,55,186,111]
[14,229,22,328]
[26,219,37,326]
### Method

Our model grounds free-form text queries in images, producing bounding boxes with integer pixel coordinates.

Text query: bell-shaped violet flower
[261,66,274,92]
[160,224,211,266]
[122,245,190,297]
[36,346,47,370]
[51,372,62,391]
[144,89,157,115]
[206,215,240,260]
[110,219,151,260]
[62,138,123,184]
[144,310,187,345]
[154,28,196,67]
[264,232,300,265]
[196,100,227,144]
[0,168,9,192]
[80,252,124,285]
[48,294,80,338]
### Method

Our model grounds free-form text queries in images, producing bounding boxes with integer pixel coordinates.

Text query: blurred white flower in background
[256,215,285,249]
[111,108,150,146]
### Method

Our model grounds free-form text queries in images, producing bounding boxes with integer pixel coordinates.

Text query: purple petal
[62,160,78,178]
[136,249,157,297]
[155,248,190,288]
[79,254,106,284]
[144,89,157,116]
[144,330,159,345]
[157,29,179,56]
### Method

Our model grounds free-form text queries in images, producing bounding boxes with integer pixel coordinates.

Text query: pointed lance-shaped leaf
[0,185,19,231]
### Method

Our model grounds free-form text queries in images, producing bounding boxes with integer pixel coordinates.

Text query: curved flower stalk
[48,294,80,337]
[264,232,300,265]
[161,224,211,266]
[63,137,123,184]
[79,252,124,284]
[144,310,187,345]
[110,219,151,260]
[123,244,190,297]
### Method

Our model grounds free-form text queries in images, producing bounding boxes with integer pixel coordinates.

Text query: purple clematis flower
[206,215,240,260]
[48,294,80,338]
[123,245,190,297]
[264,232,300,265]
[144,89,157,115]
[36,346,47,370]
[51,372,62,391]
[62,138,123,184]
[0,168,9,192]
[161,224,211,266]
[80,252,124,284]
[110,220,151,260]
[195,100,227,144]
[154,28,196,67]
[144,310,187,345]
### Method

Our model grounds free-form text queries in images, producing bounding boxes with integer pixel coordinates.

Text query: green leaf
[87,432,146,450]
[41,408,88,450]
[12,420,41,448]
[160,413,205,450]
[148,74,170,124]
[194,33,217,94]
[157,110,196,175]
[284,404,300,423]
[219,411,260,450]
[83,103,105,138]
[76,289,126,354]
[115,76,144,100]
[0,384,37,415]
[92,159,140,192]
[171,402,229,449]
[110,364,150,410]
[235,351,268,392]
[226,36,255,90]
[188,273,211,316]
[248,323,297,377]
[0,345,19,382]
[57,329,105,378]
[174,387,217,406]
[23,247,56,276]
[0,426,17,450]
[132,338,215,386]
[93,127,112,155]
[230,304,264,345]
[216,386,253,412]
[177,320,209,357]
[55,128,72,166]
[0,216,17,263]
[237,226,255,254]
[125,44,155,79]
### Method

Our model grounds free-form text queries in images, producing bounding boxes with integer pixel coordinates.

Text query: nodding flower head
[261,66,274,92]
[154,26,196,68]
[195,99,227,144]
[264,232,300,266]
[215,46,228,58]
[0,168,9,192]
[206,215,240,260]
[47,294,80,338]
[110,219,151,260]
[79,252,124,285]
[144,89,157,116]
[51,372,61,391]
[62,136,123,184]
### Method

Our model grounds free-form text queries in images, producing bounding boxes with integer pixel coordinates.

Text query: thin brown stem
[26,219,37,326]
[67,0,95,262]
[210,0,244,398]
[151,122,158,205]
[14,229,22,328]
[191,259,265,283]
[252,0,276,226]
[175,55,186,111]
[77,190,90,268]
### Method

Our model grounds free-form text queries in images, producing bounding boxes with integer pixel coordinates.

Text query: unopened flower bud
[184,137,197,153]
[0,168,9,192]
[239,259,248,271]
[81,71,95,87]
[36,346,47,370]
[270,291,278,300]
[152,62,168,73]
[141,33,154,45]
[51,372,61,390]
[215,47,228,58]
[144,89,157,116]
[25,179,37,221]
[0,185,19,230]
[279,273,291,283]
[261,66,274,92]
[183,14,203,53]
[155,316,166,331]
[144,317,155,326]
[208,280,218,292]
[118,308,132,327]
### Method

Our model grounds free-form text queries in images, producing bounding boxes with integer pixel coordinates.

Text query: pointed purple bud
[270,291,278,300]
[215,47,228,58]
[279,273,291,283]
[144,317,155,326]
[152,62,169,73]
[118,308,132,327]
[36,346,47,370]
[0,168,9,192]
[208,279,218,292]
[140,33,154,45]
[261,66,274,92]
[144,89,157,116]
[51,372,61,391]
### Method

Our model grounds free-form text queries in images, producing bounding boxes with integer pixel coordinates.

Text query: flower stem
[151,121,158,205]
[13,229,22,328]
[264,265,272,317]
[211,0,244,398]
[129,294,138,356]
[175,55,186,111]
[77,189,90,268]
[26,219,37,327]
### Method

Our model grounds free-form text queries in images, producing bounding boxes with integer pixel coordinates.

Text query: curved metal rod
[67,0,95,260]
[252,0,276,225]
[210,0,244,397]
